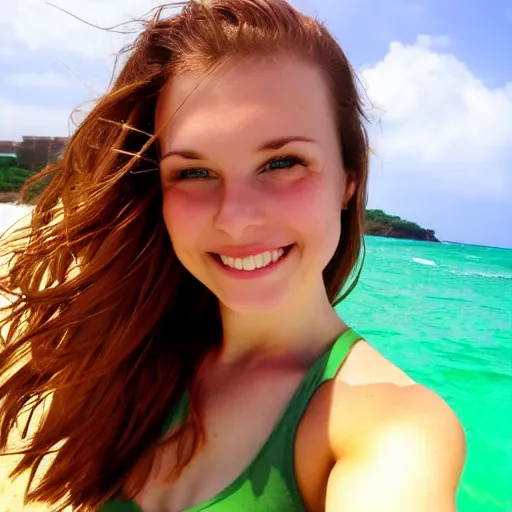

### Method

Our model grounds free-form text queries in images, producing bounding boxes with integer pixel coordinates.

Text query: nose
[213,179,266,238]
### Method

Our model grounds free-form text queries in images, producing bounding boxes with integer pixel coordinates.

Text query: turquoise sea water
[338,236,512,512]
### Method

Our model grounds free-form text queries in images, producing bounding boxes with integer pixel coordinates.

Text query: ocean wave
[412,257,437,267]
[450,269,512,280]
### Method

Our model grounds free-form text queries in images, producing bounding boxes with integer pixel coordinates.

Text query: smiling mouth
[210,244,294,271]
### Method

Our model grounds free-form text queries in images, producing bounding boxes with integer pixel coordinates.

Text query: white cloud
[0,98,75,140]
[0,0,178,60]
[361,35,512,198]
[1,71,80,88]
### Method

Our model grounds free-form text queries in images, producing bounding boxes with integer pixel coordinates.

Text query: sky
[0,0,511,248]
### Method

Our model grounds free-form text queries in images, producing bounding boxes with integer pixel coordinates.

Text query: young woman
[0,1,466,511]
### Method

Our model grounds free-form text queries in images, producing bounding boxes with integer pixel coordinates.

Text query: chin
[216,285,295,313]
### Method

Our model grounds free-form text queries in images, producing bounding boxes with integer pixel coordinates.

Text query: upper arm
[326,387,466,512]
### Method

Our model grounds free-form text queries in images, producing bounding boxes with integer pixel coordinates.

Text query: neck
[218,280,348,365]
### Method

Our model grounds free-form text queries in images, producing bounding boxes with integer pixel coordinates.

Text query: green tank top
[101,328,362,512]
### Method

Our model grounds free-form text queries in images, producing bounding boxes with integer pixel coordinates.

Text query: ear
[342,170,357,210]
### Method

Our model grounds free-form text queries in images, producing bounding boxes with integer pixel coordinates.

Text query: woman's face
[156,55,355,312]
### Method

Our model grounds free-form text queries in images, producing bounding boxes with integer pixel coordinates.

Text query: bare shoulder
[331,340,466,442]
[323,340,466,511]
[338,339,415,387]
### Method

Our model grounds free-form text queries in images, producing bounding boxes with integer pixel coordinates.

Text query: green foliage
[366,209,421,230]
[0,155,17,168]
[365,209,438,241]
[0,165,32,192]
[24,174,53,203]
[0,160,52,202]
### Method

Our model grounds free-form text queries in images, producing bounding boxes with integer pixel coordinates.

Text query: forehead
[155,55,336,147]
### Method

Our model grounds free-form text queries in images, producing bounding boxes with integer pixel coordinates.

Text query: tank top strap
[160,388,190,436]
[284,328,363,425]
[320,328,362,382]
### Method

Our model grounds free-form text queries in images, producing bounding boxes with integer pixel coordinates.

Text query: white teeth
[218,248,287,271]
[220,255,234,267]
[242,256,256,271]
[254,253,264,268]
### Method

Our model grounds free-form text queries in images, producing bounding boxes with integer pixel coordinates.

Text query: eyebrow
[160,136,317,161]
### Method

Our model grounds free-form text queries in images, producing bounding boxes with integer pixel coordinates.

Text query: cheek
[162,189,208,247]
[284,177,341,233]
[283,178,342,266]
[304,202,341,260]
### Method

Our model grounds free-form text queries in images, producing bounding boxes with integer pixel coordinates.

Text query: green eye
[267,156,306,171]
[179,169,210,179]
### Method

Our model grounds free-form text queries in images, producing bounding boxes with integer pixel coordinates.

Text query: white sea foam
[412,257,437,267]
[450,269,512,280]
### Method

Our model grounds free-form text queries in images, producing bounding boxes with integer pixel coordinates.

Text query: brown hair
[0,0,369,510]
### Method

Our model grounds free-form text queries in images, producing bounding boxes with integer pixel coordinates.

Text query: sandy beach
[0,204,66,512]
[0,410,65,512]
